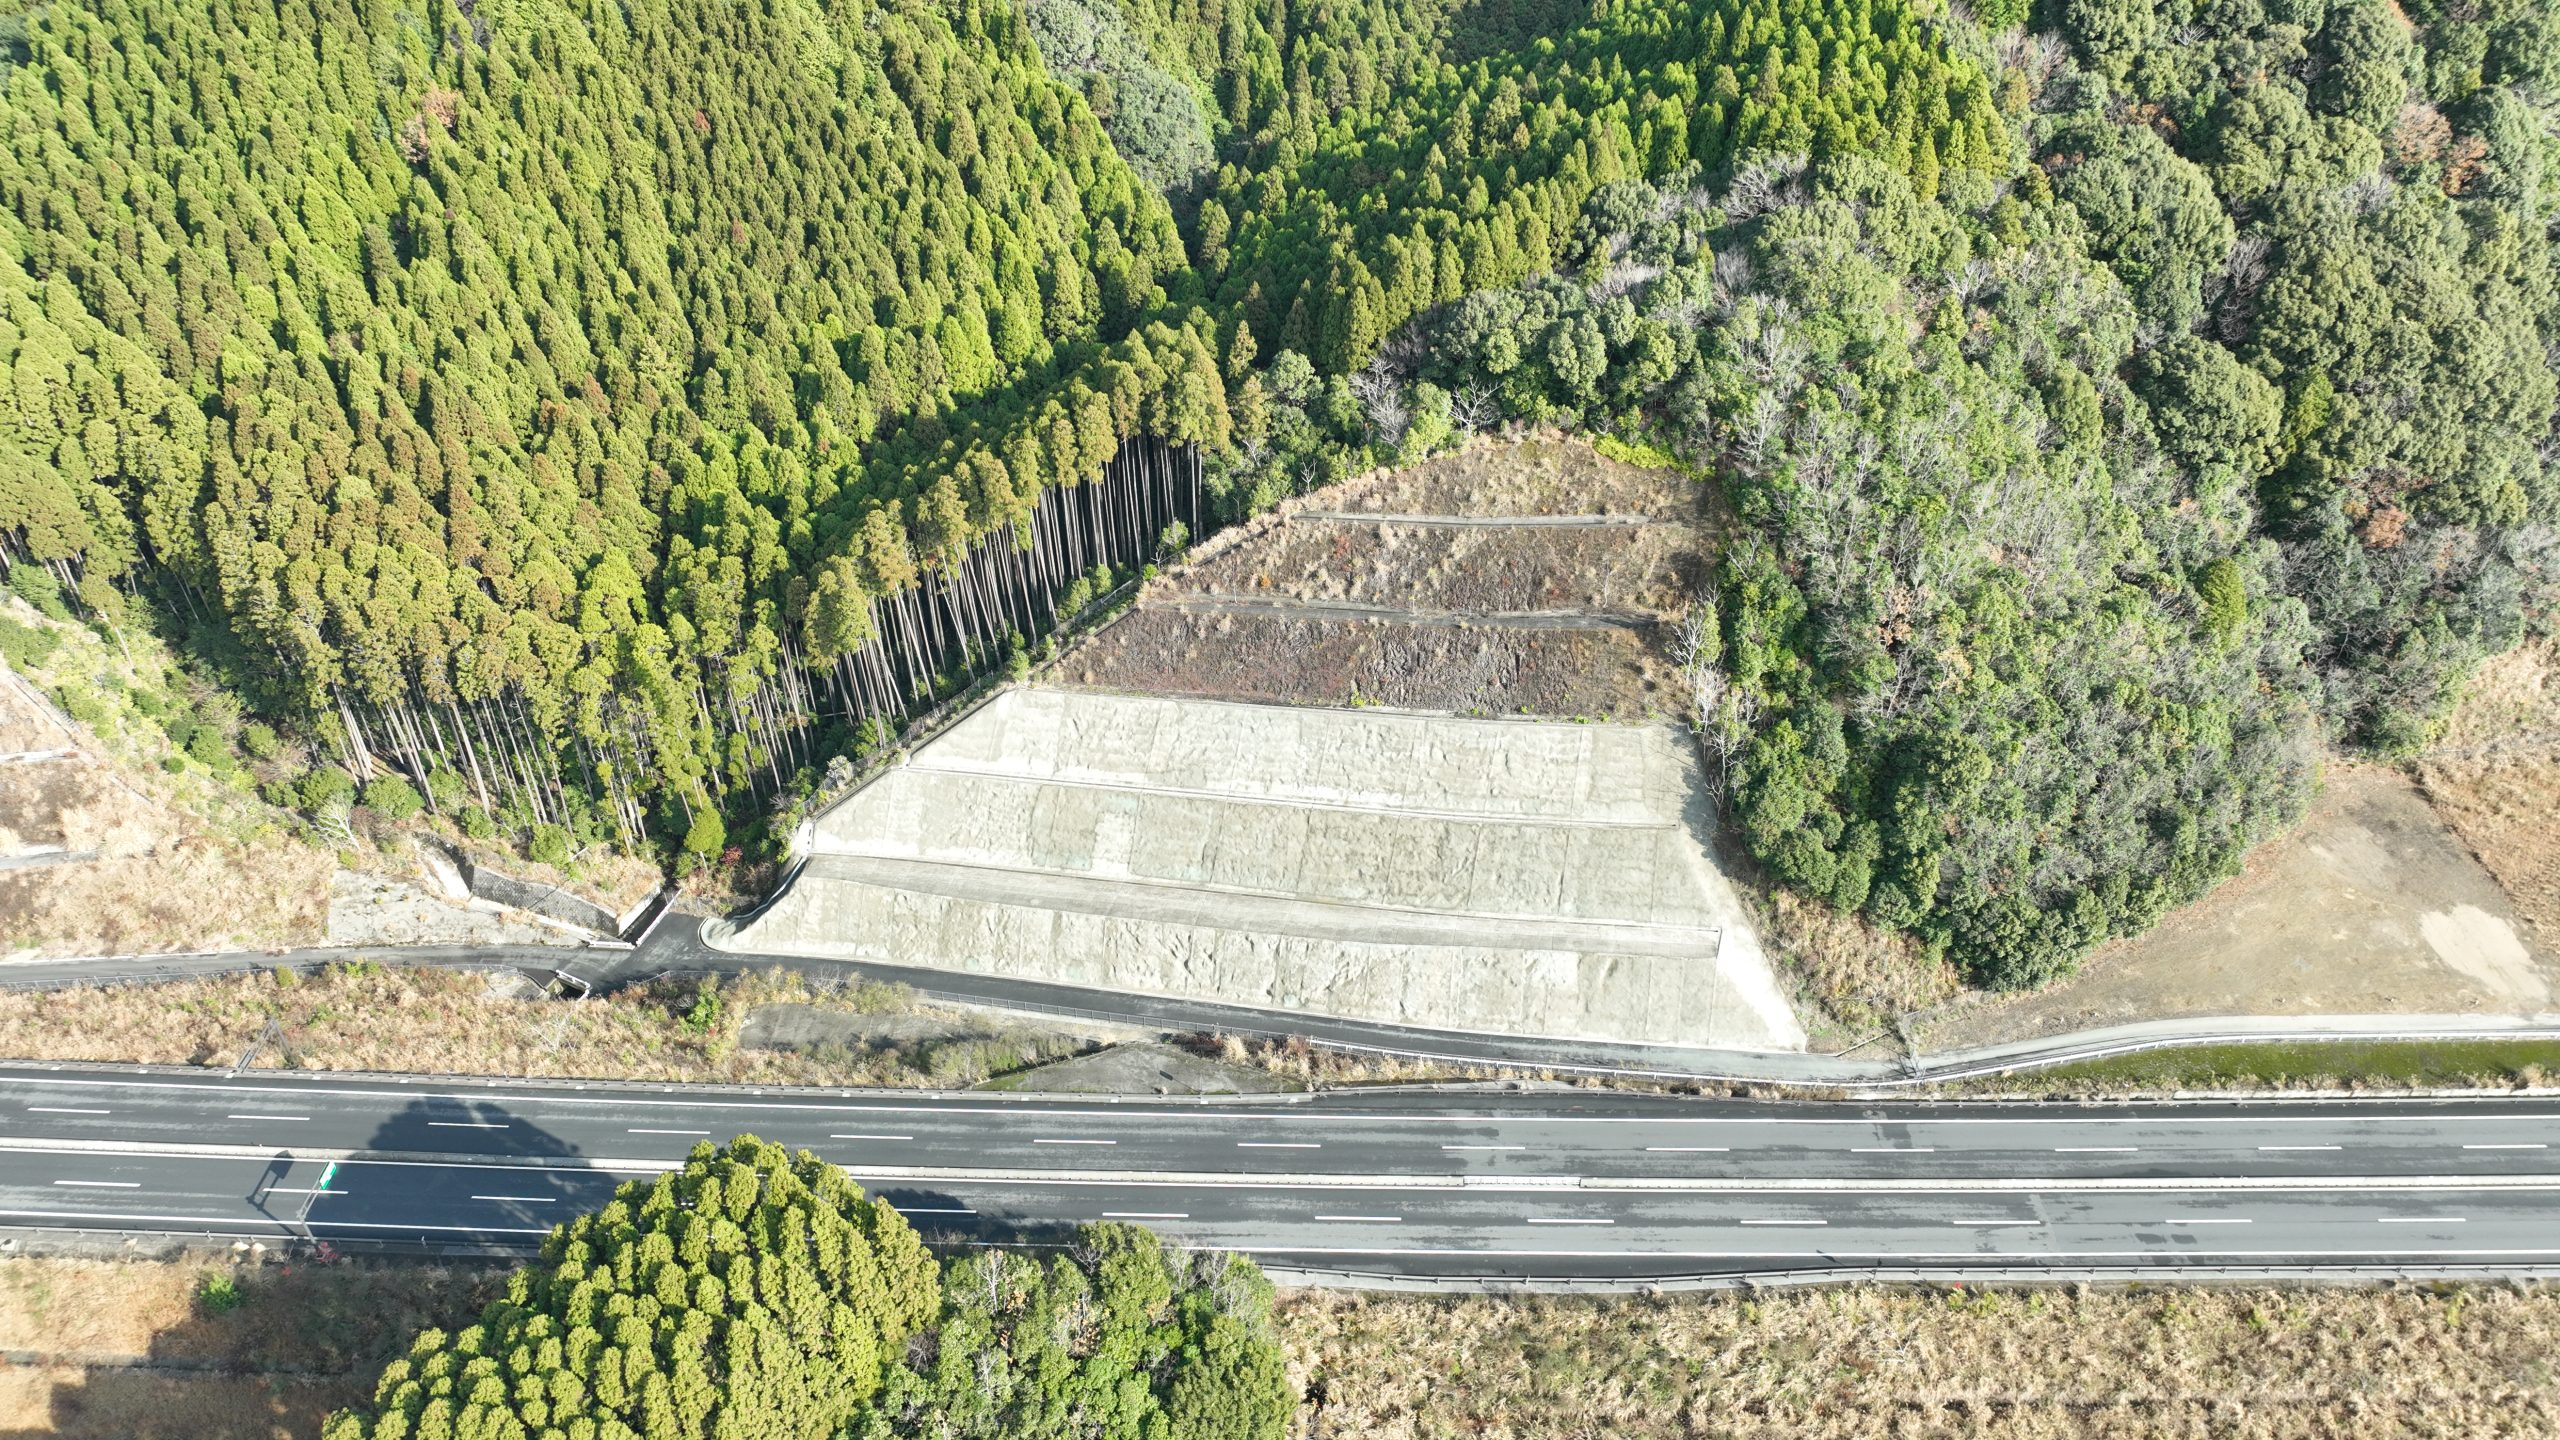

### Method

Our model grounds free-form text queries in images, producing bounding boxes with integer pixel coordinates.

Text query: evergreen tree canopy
[4,0,2551,988]
[319,1137,1295,1440]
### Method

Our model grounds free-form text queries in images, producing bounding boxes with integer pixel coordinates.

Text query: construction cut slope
[1068,437,1710,717]
[711,687,1804,1050]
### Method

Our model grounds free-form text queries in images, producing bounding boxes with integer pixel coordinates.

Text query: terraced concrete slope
[712,688,1804,1050]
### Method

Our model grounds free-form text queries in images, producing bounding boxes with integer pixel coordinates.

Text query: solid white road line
[1524,1217,1613,1225]
[2258,1145,2341,1152]
[628,1128,709,1136]
[0,1205,558,1236]
[1103,1211,1188,1220]
[2377,1216,2466,1223]
[1950,1219,2040,1227]
[27,1107,109,1115]
[1033,1138,1115,1146]
[429,1121,509,1129]
[472,1194,557,1204]
[831,1134,913,1141]
[898,1206,977,1215]
[2164,1218,2250,1225]
[2463,1143,2546,1150]
[1238,1142,1321,1149]
[226,1114,308,1122]
[52,1180,137,1188]
[1315,1215,1402,1223]
[2055,1147,2138,1153]
[1739,1219,1826,1226]
[1226,1243,2560,1262]
[1443,1145,1525,1152]
[1853,1147,1934,1154]
[1644,1146,1730,1153]
[261,1187,340,1196]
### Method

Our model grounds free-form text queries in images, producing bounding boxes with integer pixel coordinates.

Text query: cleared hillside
[1073,437,1707,716]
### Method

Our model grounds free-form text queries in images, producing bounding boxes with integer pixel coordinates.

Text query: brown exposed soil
[1919,765,2558,1051]
[1758,886,1959,1042]
[1172,519,1701,614]
[1325,434,1703,517]
[0,835,331,959]
[1070,606,1675,716]
[1074,436,1709,718]
[0,1256,501,1440]
[10,1255,2557,1440]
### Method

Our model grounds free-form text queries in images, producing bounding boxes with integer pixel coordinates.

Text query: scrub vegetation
[1284,1284,2560,1437]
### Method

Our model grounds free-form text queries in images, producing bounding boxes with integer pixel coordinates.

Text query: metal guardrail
[6,1221,2555,1293]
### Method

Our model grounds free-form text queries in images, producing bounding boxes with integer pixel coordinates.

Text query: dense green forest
[319,1137,1293,1439]
[2,0,2554,983]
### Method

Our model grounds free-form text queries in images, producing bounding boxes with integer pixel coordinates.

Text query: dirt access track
[1068,436,1711,717]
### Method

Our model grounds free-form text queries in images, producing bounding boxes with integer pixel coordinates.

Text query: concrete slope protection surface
[712,686,1805,1052]
[2,1064,2556,1286]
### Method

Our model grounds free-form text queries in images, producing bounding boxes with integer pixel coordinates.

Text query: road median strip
[5,1137,2560,1196]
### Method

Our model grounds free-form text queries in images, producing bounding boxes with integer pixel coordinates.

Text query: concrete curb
[1255,1262,2560,1294]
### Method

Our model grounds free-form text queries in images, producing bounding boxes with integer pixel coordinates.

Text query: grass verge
[1982,1037,2560,1093]
[0,963,1095,1089]
[1284,1284,2560,1438]
[8,1254,2558,1439]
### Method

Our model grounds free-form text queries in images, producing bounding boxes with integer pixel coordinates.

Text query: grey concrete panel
[759,687,1803,1051]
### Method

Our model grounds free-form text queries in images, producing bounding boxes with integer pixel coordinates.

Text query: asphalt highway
[3,1063,2556,1283]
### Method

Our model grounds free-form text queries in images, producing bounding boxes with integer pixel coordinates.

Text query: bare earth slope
[2419,637,2560,953]
[0,652,326,959]
[1070,436,1708,716]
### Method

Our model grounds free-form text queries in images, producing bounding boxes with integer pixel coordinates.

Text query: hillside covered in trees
[3,0,2555,985]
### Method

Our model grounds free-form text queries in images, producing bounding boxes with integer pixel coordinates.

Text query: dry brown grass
[1284,1284,2560,1438]
[0,964,1089,1087]
[1,640,330,959]
[9,1258,2559,1439]
[2420,636,2560,952]
[1760,887,1959,1043]
[0,1254,502,1440]
[0,835,329,959]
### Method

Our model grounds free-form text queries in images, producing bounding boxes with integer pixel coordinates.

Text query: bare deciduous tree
[1351,358,1410,446]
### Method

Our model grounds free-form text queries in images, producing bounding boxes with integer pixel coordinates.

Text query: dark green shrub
[361,774,424,821]
[239,721,281,759]
[527,822,572,867]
